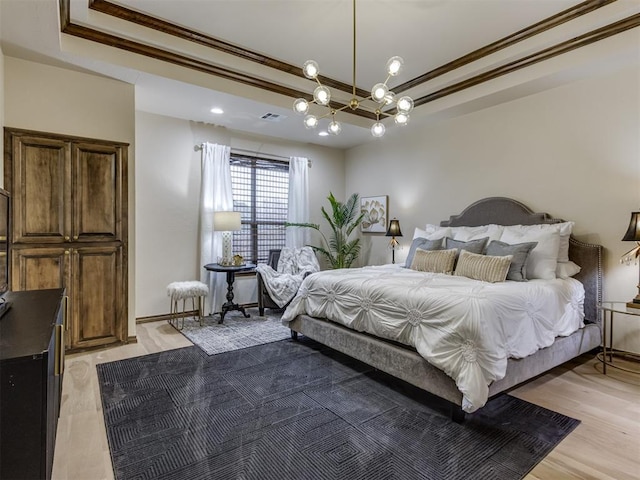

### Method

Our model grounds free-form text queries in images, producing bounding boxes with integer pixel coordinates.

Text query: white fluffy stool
[167,281,209,329]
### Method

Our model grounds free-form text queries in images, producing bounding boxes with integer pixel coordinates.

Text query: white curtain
[286,156,310,248]
[198,142,233,314]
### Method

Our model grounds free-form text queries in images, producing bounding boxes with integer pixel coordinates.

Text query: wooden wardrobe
[4,128,128,352]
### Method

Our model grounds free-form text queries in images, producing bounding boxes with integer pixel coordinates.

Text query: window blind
[230,154,289,265]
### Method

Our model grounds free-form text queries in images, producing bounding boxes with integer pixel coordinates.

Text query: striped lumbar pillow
[410,248,457,274]
[454,249,513,283]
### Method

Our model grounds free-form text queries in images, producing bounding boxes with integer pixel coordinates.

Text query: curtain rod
[194,144,312,167]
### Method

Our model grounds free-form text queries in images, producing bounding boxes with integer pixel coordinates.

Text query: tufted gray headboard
[440,197,603,325]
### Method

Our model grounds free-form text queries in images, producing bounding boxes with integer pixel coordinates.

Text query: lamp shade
[214,211,241,231]
[385,218,402,237]
[622,211,640,241]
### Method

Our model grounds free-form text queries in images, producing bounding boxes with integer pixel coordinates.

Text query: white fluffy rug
[171,307,291,355]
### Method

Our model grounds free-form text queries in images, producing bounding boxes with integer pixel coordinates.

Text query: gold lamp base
[627,299,640,309]
[627,284,640,309]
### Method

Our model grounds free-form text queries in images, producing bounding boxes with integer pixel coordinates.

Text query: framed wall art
[360,195,388,233]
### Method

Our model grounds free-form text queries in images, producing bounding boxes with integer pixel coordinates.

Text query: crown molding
[414,12,640,108]
[58,0,638,121]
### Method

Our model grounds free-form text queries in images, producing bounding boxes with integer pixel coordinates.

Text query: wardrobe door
[10,136,72,243]
[72,143,125,243]
[11,247,69,292]
[69,245,124,349]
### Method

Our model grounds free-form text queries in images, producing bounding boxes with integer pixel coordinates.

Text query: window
[230,153,289,265]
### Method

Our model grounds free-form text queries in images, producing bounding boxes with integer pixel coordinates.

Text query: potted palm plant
[286,192,365,269]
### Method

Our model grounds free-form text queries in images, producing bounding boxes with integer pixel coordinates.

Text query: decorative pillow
[486,240,538,282]
[500,228,560,280]
[410,248,457,274]
[405,237,443,268]
[556,261,581,279]
[449,224,504,243]
[454,250,513,283]
[445,236,489,255]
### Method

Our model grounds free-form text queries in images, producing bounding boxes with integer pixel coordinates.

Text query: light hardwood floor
[52,320,640,480]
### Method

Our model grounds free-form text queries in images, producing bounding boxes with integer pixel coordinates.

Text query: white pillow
[449,224,504,243]
[551,222,574,263]
[500,227,561,280]
[414,226,450,241]
[556,261,581,279]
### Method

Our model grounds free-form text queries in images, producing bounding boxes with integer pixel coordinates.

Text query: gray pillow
[486,240,538,281]
[405,237,443,268]
[445,236,489,255]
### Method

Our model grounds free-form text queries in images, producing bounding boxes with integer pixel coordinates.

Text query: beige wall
[135,111,345,318]
[3,57,137,336]
[346,64,640,352]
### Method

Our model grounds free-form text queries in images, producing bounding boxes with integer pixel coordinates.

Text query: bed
[282,197,602,420]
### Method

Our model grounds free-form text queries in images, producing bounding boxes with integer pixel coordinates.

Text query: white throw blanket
[282,264,585,413]
[256,247,320,307]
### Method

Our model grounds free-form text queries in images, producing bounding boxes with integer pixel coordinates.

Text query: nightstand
[597,302,640,374]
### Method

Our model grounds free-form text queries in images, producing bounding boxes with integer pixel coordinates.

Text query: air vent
[260,112,286,122]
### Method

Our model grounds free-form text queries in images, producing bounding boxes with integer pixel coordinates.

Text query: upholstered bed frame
[288,197,603,420]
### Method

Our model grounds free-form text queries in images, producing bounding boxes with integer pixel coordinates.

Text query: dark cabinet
[0,289,66,480]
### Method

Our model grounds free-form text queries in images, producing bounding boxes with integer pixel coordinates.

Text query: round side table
[204,263,256,324]
[597,302,640,374]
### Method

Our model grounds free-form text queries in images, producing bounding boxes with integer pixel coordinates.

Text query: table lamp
[385,218,403,264]
[621,210,640,309]
[214,211,241,266]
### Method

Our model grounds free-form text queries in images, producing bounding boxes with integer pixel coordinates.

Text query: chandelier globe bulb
[302,60,320,79]
[371,83,389,103]
[394,112,410,125]
[303,115,319,129]
[328,120,342,135]
[293,98,310,115]
[386,56,404,76]
[371,122,386,137]
[313,85,331,106]
[396,96,414,113]
[383,91,396,106]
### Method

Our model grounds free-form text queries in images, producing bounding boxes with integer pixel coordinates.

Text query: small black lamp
[621,211,640,309]
[385,218,403,264]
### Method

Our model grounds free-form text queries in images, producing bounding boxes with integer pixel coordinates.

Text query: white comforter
[282,264,585,413]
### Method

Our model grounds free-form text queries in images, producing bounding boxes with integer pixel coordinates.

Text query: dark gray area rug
[171,308,291,355]
[97,337,580,480]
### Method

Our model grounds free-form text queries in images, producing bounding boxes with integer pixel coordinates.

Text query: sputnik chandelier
[292,0,414,138]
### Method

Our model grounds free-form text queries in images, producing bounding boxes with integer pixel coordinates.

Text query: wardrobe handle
[73,235,78,240]
[64,236,70,241]
[54,324,63,376]
[64,295,69,331]
[65,250,70,255]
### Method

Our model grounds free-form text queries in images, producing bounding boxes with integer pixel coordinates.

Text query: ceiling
[1,0,639,149]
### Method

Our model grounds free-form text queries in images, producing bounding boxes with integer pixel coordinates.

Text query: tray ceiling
[1,0,639,148]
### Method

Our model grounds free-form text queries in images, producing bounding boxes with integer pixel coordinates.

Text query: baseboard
[136,303,260,324]
[136,311,199,324]
[127,335,138,344]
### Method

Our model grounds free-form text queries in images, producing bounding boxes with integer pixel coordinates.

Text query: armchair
[257,249,282,316]
[257,248,319,316]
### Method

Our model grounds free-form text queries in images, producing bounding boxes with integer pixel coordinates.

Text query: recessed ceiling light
[318,131,329,137]
[210,107,224,114]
